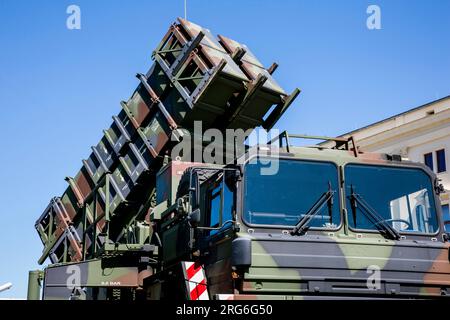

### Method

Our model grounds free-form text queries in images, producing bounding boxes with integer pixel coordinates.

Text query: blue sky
[0,0,449,298]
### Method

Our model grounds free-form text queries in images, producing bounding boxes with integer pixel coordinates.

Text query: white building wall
[407,136,450,195]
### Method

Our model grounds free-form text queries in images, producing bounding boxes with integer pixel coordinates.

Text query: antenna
[0,283,12,293]
[184,0,187,20]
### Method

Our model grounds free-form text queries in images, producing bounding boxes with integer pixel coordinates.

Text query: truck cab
[158,137,450,299]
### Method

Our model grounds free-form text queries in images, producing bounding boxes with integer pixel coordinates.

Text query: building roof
[332,95,450,138]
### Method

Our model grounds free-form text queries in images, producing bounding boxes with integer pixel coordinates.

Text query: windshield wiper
[349,189,400,240]
[291,184,335,236]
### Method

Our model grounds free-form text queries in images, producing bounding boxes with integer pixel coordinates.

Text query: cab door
[198,171,236,294]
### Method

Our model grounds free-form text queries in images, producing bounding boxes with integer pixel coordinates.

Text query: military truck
[29,18,450,300]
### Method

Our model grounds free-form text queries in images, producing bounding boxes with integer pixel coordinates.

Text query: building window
[436,149,446,173]
[424,153,433,171]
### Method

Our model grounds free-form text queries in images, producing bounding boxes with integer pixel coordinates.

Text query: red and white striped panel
[182,261,209,300]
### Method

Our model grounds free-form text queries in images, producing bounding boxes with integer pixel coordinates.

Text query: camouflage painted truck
[29,18,450,300]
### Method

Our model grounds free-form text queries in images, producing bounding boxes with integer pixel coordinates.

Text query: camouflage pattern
[84,136,117,184]
[37,146,450,299]
[35,197,71,248]
[36,186,83,264]
[71,165,95,201]
[42,259,151,300]
[152,17,297,131]
[197,146,450,299]
[32,18,450,301]
[59,185,81,220]
[137,111,172,157]
[103,109,135,156]
[80,205,106,257]
[37,144,450,300]
[217,34,286,95]
[48,225,83,264]
[98,174,126,215]
[122,86,155,129]
[154,18,247,82]
[83,147,109,185]
[156,160,212,206]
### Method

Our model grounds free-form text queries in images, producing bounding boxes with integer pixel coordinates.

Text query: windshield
[243,159,341,229]
[345,164,439,234]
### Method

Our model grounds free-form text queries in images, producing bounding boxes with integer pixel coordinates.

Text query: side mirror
[188,208,201,227]
[443,232,450,242]
[435,179,445,195]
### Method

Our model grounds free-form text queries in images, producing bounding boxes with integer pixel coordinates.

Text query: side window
[222,183,233,224]
[442,204,450,233]
[206,173,235,236]
[209,185,221,229]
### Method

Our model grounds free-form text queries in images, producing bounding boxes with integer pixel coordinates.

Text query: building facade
[322,96,450,232]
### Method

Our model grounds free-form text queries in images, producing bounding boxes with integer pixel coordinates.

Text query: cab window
[243,159,340,229]
[205,172,235,235]
[344,164,439,234]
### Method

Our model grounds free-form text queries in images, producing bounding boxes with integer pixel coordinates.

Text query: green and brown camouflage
[83,137,117,184]
[121,67,173,130]
[36,183,85,264]
[152,18,297,131]
[202,144,450,299]
[40,258,152,300]
[144,139,449,299]
[32,17,449,300]
[34,142,450,299]
[103,109,135,156]
[60,183,82,219]
[69,166,95,201]
[35,198,71,248]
